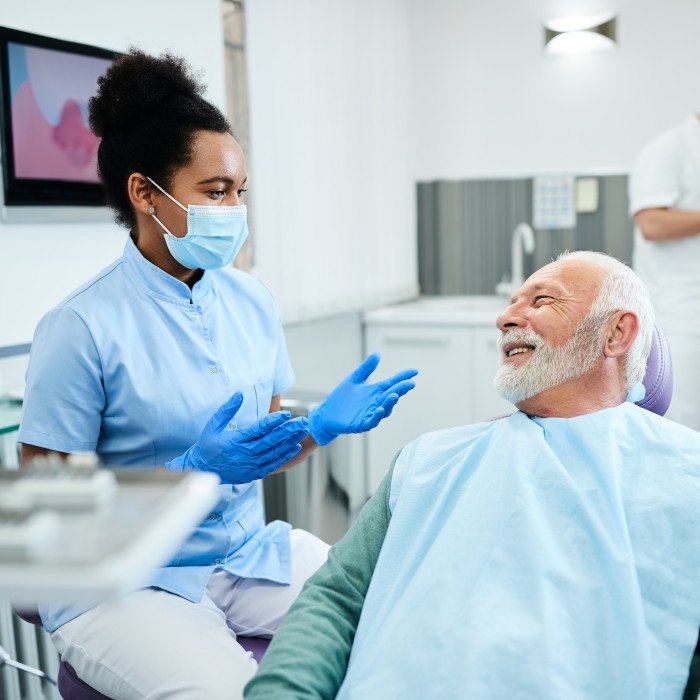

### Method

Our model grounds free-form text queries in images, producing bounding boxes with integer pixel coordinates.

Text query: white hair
[557,251,655,388]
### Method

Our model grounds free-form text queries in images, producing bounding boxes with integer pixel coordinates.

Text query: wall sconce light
[544,12,617,54]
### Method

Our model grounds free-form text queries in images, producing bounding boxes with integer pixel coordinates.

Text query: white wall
[245,0,418,324]
[6,0,693,375]
[409,0,700,179]
[0,1,225,347]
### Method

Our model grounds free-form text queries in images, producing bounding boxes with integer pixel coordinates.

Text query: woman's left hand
[308,353,418,446]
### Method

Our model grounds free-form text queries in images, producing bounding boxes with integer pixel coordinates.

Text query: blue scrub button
[214,558,224,565]
[210,365,219,374]
[210,512,221,520]
[191,312,199,320]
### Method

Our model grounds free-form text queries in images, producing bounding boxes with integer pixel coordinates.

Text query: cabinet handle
[384,337,450,348]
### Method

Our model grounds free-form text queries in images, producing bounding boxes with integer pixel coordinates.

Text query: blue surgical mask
[147,177,248,270]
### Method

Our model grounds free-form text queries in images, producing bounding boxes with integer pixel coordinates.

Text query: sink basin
[364,295,508,326]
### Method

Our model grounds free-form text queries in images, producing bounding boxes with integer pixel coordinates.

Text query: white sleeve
[628,132,682,216]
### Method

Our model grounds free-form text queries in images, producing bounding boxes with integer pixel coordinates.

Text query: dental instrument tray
[0,466,220,606]
[11,454,117,511]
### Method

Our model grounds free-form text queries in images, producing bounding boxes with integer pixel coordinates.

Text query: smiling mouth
[504,344,536,358]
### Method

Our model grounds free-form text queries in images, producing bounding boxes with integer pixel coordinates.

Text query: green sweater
[243,465,394,699]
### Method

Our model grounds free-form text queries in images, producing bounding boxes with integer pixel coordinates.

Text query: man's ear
[128,173,155,215]
[603,310,639,358]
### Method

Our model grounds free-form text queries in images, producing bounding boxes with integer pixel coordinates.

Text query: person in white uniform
[629,115,700,430]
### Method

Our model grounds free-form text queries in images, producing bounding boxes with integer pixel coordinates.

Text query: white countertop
[363,295,508,326]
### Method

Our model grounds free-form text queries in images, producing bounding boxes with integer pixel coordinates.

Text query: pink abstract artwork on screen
[11,45,111,182]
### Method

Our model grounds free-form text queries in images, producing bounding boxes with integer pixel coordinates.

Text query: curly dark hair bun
[89,48,230,228]
[89,49,206,137]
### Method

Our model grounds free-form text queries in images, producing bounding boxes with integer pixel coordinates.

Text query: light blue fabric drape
[340,402,700,699]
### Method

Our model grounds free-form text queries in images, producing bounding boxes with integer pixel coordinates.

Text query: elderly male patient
[245,251,700,700]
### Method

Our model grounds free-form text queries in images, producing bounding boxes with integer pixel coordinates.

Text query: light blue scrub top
[18,237,296,633]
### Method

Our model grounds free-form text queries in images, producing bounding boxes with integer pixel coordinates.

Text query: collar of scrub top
[123,235,214,306]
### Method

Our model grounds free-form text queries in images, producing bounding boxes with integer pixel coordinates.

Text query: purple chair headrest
[636,322,673,416]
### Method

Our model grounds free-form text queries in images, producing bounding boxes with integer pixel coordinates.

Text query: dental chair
[19,323,699,699]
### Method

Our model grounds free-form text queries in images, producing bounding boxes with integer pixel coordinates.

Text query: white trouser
[51,529,329,700]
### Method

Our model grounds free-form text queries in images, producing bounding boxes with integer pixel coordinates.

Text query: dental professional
[629,115,700,430]
[17,50,416,700]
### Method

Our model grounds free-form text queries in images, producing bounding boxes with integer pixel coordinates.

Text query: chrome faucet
[495,223,535,297]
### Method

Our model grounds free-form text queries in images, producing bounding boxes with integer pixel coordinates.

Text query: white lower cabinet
[471,326,516,420]
[363,316,514,496]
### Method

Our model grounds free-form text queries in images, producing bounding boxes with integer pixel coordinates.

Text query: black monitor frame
[0,26,118,207]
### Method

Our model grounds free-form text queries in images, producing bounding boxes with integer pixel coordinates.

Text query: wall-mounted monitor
[0,26,117,216]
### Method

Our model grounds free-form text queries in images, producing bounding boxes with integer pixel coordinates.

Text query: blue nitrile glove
[308,352,418,446]
[167,392,309,484]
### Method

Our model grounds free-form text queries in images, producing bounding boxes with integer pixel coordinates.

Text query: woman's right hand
[167,392,309,484]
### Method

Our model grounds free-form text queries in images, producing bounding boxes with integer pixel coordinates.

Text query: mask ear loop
[147,207,174,237]
[146,176,188,236]
[146,176,188,212]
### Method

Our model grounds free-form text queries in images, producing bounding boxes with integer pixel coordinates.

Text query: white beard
[493,314,605,405]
